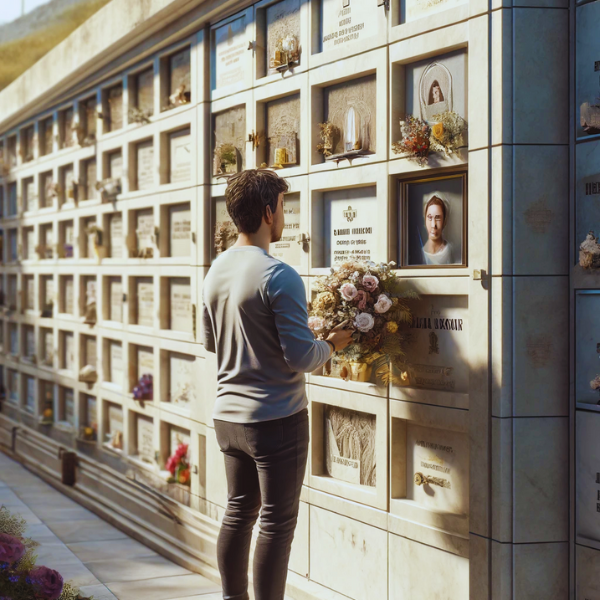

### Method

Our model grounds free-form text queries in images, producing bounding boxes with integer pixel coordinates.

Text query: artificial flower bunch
[133,374,153,402]
[428,111,467,157]
[0,506,89,600]
[308,261,418,384]
[166,443,191,486]
[392,115,431,166]
[590,375,600,404]
[579,231,600,269]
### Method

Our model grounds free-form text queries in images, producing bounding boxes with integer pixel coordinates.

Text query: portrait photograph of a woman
[401,173,466,267]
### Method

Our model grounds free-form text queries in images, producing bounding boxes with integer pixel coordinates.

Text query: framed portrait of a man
[400,173,467,268]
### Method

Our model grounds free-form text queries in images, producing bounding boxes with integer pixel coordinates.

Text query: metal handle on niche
[414,472,449,488]
[297,233,310,246]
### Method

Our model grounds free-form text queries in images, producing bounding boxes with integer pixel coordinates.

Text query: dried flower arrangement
[162,84,191,112]
[590,375,600,404]
[214,221,238,255]
[580,98,600,135]
[166,443,190,486]
[213,143,239,176]
[95,178,121,203]
[392,115,431,166]
[428,111,467,157]
[579,231,600,269]
[128,107,152,125]
[0,506,92,600]
[308,261,418,384]
[316,121,337,158]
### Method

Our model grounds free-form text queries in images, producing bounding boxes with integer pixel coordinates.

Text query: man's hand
[327,320,354,352]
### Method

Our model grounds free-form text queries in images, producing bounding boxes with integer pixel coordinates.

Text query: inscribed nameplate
[270,194,301,266]
[136,210,154,252]
[321,0,378,53]
[137,279,154,327]
[137,347,154,379]
[107,86,123,131]
[63,277,74,314]
[137,417,155,463]
[109,214,123,257]
[169,353,195,406]
[109,342,123,386]
[169,130,191,183]
[214,16,247,89]
[136,141,154,190]
[170,48,191,94]
[169,204,191,257]
[137,68,154,115]
[169,278,192,331]
[64,333,74,371]
[109,278,123,322]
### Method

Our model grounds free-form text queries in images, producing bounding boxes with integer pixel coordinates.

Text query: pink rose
[362,275,379,292]
[29,566,64,600]
[374,294,393,314]
[0,533,25,564]
[308,316,326,332]
[354,313,375,332]
[356,290,368,310]
[340,283,358,301]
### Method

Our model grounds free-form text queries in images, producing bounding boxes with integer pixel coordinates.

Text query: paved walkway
[0,452,222,600]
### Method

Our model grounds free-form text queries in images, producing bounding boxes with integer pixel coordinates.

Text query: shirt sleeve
[202,301,216,354]
[267,264,331,373]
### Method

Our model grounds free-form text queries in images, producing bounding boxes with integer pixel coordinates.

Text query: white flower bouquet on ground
[308,261,418,384]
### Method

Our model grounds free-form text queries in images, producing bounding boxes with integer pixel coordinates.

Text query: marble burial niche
[106,276,123,322]
[23,177,36,212]
[213,196,237,258]
[7,275,17,311]
[135,415,155,464]
[262,94,300,169]
[60,331,75,373]
[59,275,74,315]
[322,75,376,161]
[59,106,75,149]
[576,410,600,546]
[575,291,600,406]
[39,116,53,156]
[131,277,154,327]
[130,344,154,395]
[60,165,76,205]
[106,212,123,258]
[23,325,35,362]
[165,351,196,407]
[80,394,98,437]
[318,0,379,54]
[106,149,124,182]
[82,157,97,200]
[576,1,600,137]
[39,223,54,259]
[80,334,98,384]
[40,328,54,367]
[166,203,191,257]
[103,83,124,132]
[23,227,35,260]
[270,192,301,266]
[81,276,97,325]
[130,67,154,119]
[78,95,97,144]
[162,46,191,110]
[212,12,249,90]
[8,323,18,357]
[106,340,124,388]
[167,127,192,184]
[81,217,99,259]
[23,275,35,311]
[57,386,75,428]
[130,208,155,258]
[213,105,246,177]
[104,402,124,451]
[163,277,192,332]
[576,139,600,258]
[24,375,35,414]
[39,171,55,208]
[134,139,155,191]
[259,0,301,77]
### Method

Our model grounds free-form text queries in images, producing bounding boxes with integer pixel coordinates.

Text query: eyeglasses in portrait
[400,173,467,268]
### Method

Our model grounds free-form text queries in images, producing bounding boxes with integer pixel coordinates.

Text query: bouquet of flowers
[308,261,418,384]
[133,374,153,402]
[590,375,600,404]
[429,111,467,157]
[165,443,190,486]
[0,506,91,600]
[579,231,600,269]
[392,115,431,166]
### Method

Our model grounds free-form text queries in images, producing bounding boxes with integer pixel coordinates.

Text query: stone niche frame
[127,62,156,120]
[101,78,125,134]
[309,47,387,169]
[128,411,157,468]
[308,163,389,273]
[128,343,155,396]
[308,385,388,510]
[210,7,255,101]
[255,0,308,82]
[102,338,125,390]
[390,47,468,172]
[159,117,195,187]
[211,94,252,182]
[159,276,195,341]
[255,73,307,176]
[158,198,194,263]
[129,138,156,192]
[102,212,124,260]
[129,276,156,330]
[390,399,469,540]
[101,399,126,454]
[309,0,388,69]
[159,40,194,113]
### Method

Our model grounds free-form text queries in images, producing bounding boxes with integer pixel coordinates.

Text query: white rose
[354,312,375,332]
[340,283,358,301]
[374,294,393,314]
[308,316,326,332]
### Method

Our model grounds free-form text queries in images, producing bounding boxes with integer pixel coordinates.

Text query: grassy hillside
[0,0,112,92]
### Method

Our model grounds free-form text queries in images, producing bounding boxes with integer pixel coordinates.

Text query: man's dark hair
[225,170,289,234]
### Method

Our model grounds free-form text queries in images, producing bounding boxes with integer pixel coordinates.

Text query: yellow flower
[432,122,444,140]
[386,321,398,333]
[313,292,336,312]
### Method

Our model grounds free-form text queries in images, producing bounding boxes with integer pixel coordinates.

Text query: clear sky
[0,0,53,25]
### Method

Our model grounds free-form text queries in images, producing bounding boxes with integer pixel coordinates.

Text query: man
[203,170,353,600]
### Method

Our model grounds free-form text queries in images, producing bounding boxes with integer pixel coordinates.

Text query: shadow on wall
[0,0,112,92]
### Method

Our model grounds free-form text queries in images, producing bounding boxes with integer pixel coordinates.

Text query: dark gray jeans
[214,408,309,600]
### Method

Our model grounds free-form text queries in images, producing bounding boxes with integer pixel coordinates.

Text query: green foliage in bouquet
[308,261,418,385]
[0,505,93,600]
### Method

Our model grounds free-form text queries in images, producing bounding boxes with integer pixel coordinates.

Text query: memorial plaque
[40,172,54,208]
[40,117,53,155]
[397,296,469,395]
[136,141,154,190]
[169,278,192,331]
[136,68,154,115]
[406,423,469,516]
[137,416,155,463]
[24,178,36,211]
[405,50,467,124]
[83,336,97,366]
[214,15,247,89]
[170,426,191,454]
[63,332,74,371]
[270,194,301,265]
[7,370,17,403]
[42,329,54,365]
[25,229,35,260]
[266,94,300,167]
[108,404,123,438]
[169,204,191,257]
[266,0,301,76]
[213,107,246,175]
[107,85,123,131]
[137,346,154,379]
[324,75,376,156]
[84,158,97,200]
[136,209,155,253]
[109,341,124,386]
[63,388,74,425]
[325,406,376,487]
[62,277,74,314]
[108,151,123,179]
[136,278,154,327]
[169,352,195,406]
[170,48,191,96]
[576,2,600,137]
[109,277,123,322]
[108,214,123,257]
[169,129,191,183]
[9,325,18,355]
[25,326,35,357]
[25,276,34,310]
[576,411,600,544]
[320,0,378,53]
[25,376,35,412]
[325,186,377,266]
[575,292,600,405]
[61,107,75,148]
